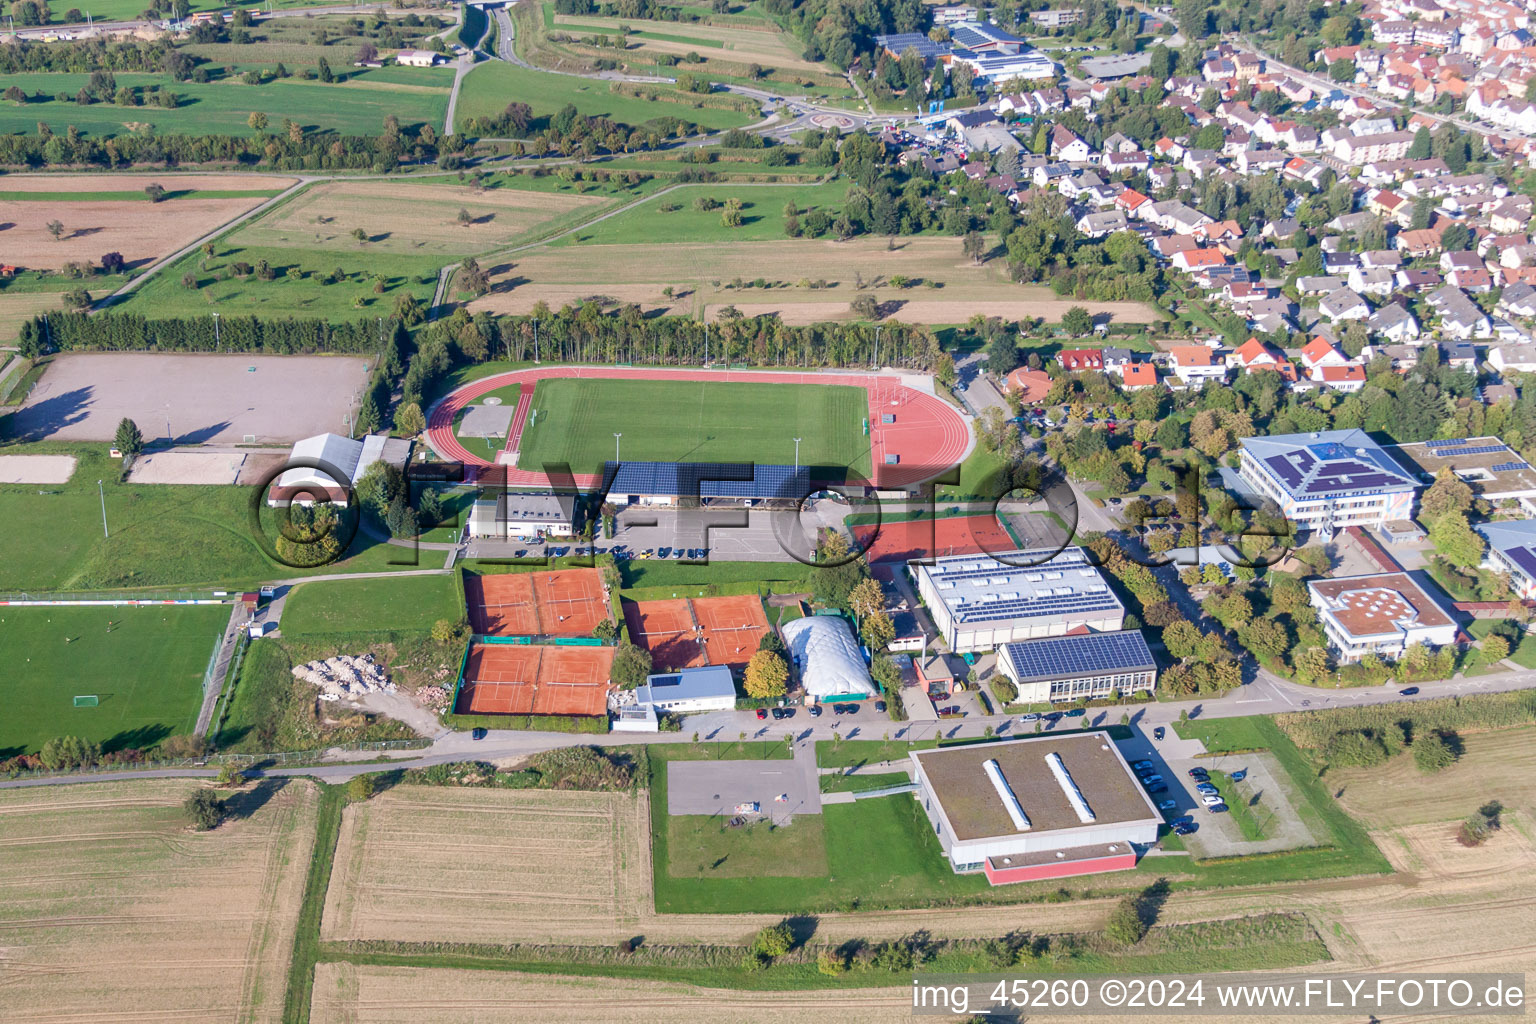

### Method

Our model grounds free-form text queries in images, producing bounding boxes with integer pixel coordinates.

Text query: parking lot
[1116,728,1324,857]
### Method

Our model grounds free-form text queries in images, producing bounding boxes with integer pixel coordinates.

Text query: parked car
[755,708,768,720]
[1399,686,1420,696]
[1153,726,1165,740]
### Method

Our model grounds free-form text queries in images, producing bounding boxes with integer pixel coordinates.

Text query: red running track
[425,365,973,488]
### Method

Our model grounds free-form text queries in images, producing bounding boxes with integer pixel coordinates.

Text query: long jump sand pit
[9,351,370,444]
[0,777,317,1023]
[312,963,910,1024]
[0,453,76,483]
[127,450,248,485]
[0,193,285,270]
[468,237,1160,325]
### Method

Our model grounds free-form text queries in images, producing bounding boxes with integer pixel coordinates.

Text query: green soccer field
[511,378,872,475]
[0,604,228,758]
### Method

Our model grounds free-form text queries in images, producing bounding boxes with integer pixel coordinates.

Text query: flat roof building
[1389,437,1536,512]
[997,630,1156,703]
[910,732,1162,884]
[467,491,576,540]
[1238,429,1419,536]
[1307,572,1456,663]
[912,549,1125,653]
[633,665,737,714]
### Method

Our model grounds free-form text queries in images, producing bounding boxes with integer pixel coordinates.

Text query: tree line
[18,312,396,359]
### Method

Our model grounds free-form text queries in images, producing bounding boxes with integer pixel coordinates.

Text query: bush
[184,788,226,831]
[1412,732,1457,773]
[750,922,794,959]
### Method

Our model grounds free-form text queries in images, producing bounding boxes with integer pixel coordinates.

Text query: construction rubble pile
[292,654,395,700]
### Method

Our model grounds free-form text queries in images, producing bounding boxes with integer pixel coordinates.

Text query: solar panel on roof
[1507,546,1536,581]
[1437,445,1507,457]
[1000,631,1155,683]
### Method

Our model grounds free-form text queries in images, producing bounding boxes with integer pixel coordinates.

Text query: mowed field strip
[0,194,286,269]
[310,964,911,1023]
[0,779,317,1024]
[229,181,610,257]
[469,237,1159,325]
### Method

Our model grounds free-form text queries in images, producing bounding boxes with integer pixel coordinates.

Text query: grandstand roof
[601,461,811,500]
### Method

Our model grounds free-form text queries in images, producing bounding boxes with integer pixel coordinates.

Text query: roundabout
[425,365,974,489]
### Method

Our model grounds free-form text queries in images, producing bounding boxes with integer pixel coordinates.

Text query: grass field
[115,240,441,320]
[0,447,446,592]
[453,60,756,134]
[226,179,610,258]
[280,574,462,636]
[0,778,317,1022]
[0,71,447,137]
[512,377,869,473]
[0,604,227,756]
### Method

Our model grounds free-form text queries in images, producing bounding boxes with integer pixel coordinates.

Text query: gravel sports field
[10,352,371,444]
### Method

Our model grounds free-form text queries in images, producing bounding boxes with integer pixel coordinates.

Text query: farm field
[0,603,226,756]
[453,61,757,134]
[512,377,868,472]
[0,171,294,199]
[1330,725,1536,828]
[470,235,1160,325]
[228,179,610,257]
[0,72,448,137]
[309,965,910,1023]
[551,11,825,73]
[280,574,463,636]
[321,786,653,945]
[0,192,284,271]
[0,778,317,1022]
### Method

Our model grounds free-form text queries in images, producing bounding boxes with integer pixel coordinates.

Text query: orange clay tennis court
[456,644,614,716]
[465,568,609,637]
[852,514,1018,564]
[624,594,769,671]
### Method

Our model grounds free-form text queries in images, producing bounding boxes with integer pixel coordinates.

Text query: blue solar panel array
[602,461,811,500]
[1493,462,1531,473]
[1000,630,1155,684]
[1507,546,1536,581]
[1435,445,1507,457]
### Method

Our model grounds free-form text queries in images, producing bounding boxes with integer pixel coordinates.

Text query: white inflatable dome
[781,615,877,699]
